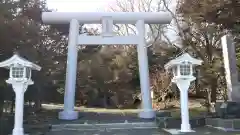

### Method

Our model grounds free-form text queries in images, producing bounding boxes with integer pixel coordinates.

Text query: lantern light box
[0,54,41,83]
[164,53,202,82]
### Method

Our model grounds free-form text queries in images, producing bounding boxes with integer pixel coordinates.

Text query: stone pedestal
[58,110,79,120]
[11,83,28,135]
[206,118,240,131]
[221,35,240,102]
[174,79,193,132]
[215,101,240,118]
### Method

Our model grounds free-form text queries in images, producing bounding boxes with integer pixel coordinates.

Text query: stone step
[162,127,237,135]
[51,122,158,131]
[206,118,240,131]
[46,128,165,135]
[156,117,205,129]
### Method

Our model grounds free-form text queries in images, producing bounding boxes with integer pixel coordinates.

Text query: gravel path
[46,128,166,135]
[45,127,240,135]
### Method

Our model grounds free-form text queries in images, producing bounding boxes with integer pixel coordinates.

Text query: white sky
[46,0,114,12]
[46,0,178,44]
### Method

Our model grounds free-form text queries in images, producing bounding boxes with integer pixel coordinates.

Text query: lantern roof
[164,53,202,70]
[0,54,41,71]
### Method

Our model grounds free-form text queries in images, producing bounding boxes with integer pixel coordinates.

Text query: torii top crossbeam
[41,12,172,24]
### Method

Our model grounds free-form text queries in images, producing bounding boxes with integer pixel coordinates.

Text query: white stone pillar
[221,35,240,101]
[59,19,79,120]
[136,20,155,119]
[175,79,191,132]
[12,83,27,135]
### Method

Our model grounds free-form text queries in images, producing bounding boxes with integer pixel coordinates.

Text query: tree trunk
[195,69,201,96]
[205,77,218,113]
[206,88,212,112]
[210,77,218,103]
[34,85,42,111]
[0,88,4,118]
[103,92,110,108]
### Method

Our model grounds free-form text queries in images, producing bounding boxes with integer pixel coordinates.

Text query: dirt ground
[153,99,204,110]
[46,127,240,135]
[19,100,240,135]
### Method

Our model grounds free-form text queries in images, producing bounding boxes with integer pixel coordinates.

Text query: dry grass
[171,107,207,118]
[42,103,207,117]
[42,104,139,114]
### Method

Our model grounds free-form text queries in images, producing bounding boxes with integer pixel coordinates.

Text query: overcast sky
[46,0,114,12]
[46,0,179,44]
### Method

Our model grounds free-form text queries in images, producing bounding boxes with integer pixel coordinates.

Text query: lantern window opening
[180,64,191,76]
[12,66,24,78]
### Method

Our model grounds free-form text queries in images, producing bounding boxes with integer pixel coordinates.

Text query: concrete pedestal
[216,101,240,118]
[179,88,191,132]
[174,79,193,132]
[7,82,31,135]
[12,128,24,135]
[138,110,156,119]
[59,110,79,120]
[12,85,26,135]
[180,123,191,132]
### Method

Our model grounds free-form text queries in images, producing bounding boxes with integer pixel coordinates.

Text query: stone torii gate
[42,12,172,120]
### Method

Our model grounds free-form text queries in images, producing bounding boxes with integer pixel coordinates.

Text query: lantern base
[138,109,156,119]
[58,110,79,120]
[12,128,24,135]
[181,123,192,132]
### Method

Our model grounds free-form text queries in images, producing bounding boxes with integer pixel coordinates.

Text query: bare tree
[162,0,228,111]
[106,0,176,47]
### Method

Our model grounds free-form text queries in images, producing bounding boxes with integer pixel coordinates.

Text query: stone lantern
[164,53,202,132]
[0,54,41,135]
